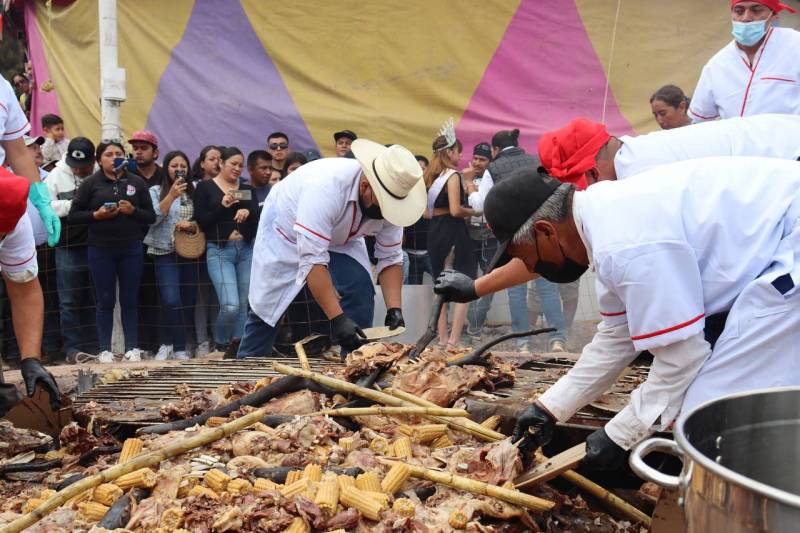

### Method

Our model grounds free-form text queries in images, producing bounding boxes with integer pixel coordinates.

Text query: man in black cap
[433,158,800,472]
[334,130,357,157]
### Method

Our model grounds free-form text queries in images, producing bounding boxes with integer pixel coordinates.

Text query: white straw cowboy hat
[351,139,426,227]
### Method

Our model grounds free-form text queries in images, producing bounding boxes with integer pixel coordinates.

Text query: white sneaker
[124,348,142,362]
[97,350,115,364]
[196,341,211,358]
[173,350,189,360]
[155,344,173,361]
[549,340,566,353]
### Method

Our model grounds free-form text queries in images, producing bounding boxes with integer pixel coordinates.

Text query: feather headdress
[435,117,457,151]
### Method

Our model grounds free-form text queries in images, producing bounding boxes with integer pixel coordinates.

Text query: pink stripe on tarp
[456,0,633,165]
[24,1,61,136]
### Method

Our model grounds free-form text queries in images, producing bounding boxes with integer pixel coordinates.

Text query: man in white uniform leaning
[434,159,800,469]
[238,140,426,357]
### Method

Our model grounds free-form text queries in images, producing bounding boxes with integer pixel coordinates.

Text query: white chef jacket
[689,27,800,121]
[0,212,37,280]
[539,156,800,449]
[0,76,30,164]
[248,158,404,326]
[614,114,800,179]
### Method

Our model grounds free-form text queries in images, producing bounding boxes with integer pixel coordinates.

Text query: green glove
[27,181,61,247]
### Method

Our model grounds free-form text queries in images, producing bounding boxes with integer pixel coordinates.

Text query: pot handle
[629,437,684,490]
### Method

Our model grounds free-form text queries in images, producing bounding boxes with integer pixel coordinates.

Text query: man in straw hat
[433,158,800,470]
[238,139,427,357]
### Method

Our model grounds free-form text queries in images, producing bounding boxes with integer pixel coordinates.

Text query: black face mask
[359,198,383,220]
[533,232,588,283]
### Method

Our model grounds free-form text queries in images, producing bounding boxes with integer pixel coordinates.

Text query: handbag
[174,224,206,259]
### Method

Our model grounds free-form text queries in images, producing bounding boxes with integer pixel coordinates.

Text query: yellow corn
[78,501,110,522]
[355,471,382,493]
[227,478,253,495]
[212,507,243,532]
[254,377,271,389]
[65,489,92,508]
[188,485,219,500]
[204,468,231,492]
[301,482,318,500]
[160,507,184,530]
[337,475,356,491]
[432,434,453,449]
[302,463,322,482]
[364,490,390,509]
[38,489,56,499]
[314,478,340,514]
[381,462,411,494]
[338,436,355,452]
[254,478,279,492]
[411,424,448,443]
[284,516,310,533]
[397,424,414,436]
[285,469,304,485]
[117,438,144,464]
[177,477,199,498]
[44,449,66,461]
[115,468,157,490]
[22,499,43,514]
[340,485,384,521]
[392,498,416,517]
[92,483,123,506]
[280,478,309,498]
[393,436,413,459]
[205,416,227,427]
[369,436,390,454]
[480,415,501,431]
[449,509,469,529]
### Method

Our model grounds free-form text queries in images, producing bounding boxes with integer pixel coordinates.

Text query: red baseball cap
[731,0,797,13]
[129,130,158,148]
[537,118,611,190]
[0,169,30,234]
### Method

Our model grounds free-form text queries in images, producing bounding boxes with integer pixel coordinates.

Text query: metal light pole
[98,0,125,141]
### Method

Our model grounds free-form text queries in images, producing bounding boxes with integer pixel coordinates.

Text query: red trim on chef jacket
[346,204,358,242]
[0,250,36,267]
[275,227,296,244]
[600,310,626,317]
[375,239,402,247]
[760,76,795,83]
[630,313,706,341]
[294,223,331,242]
[738,28,773,117]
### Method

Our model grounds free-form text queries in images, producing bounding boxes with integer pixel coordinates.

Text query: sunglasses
[269,143,289,150]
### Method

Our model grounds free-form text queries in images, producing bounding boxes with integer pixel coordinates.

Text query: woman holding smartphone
[144,150,199,360]
[193,146,257,353]
[68,141,156,363]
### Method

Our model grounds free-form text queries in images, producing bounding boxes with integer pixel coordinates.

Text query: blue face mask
[732,19,768,46]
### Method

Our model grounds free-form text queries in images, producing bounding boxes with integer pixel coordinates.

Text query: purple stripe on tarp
[24,1,61,136]
[456,0,633,165]
[146,0,316,162]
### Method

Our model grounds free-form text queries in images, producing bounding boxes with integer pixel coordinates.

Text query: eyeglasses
[269,143,289,150]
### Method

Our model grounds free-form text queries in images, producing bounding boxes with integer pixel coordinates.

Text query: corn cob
[340,485,384,521]
[337,475,356,491]
[188,485,219,500]
[22,499,43,514]
[115,468,157,490]
[480,415,501,431]
[432,434,453,449]
[285,469,304,485]
[410,424,448,443]
[212,507,243,532]
[117,437,144,464]
[284,516,310,533]
[302,482,318,500]
[338,436,355,452]
[92,483,123,506]
[204,468,231,492]
[65,489,92,508]
[302,463,322,482]
[392,498,416,517]
[314,478,340,514]
[280,478,309,498]
[227,478,253,495]
[253,478,279,492]
[38,489,56,499]
[393,436,413,459]
[356,471,382,493]
[369,436,390,454]
[364,490,390,508]
[381,462,411,494]
[44,449,65,461]
[78,501,110,521]
[177,477,199,498]
[205,416,228,427]
[160,507,185,530]
[448,509,469,529]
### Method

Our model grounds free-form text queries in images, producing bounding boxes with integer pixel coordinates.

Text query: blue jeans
[153,253,199,351]
[468,238,529,334]
[404,251,433,285]
[88,243,144,352]
[55,247,97,356]
[206,241,252,345]
[530,278,567,343]
[238,251,375,357]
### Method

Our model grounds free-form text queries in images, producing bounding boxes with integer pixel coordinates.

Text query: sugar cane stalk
[309,406,469,417]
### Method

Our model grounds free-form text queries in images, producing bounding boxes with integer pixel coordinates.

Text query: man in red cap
[129,130,165,185]
[689,1,799,121]
[539,114,800,187]
[0,171,61,416]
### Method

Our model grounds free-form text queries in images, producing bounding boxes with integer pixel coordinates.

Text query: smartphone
[230,189,252,201]
[113,157,127,172]
[103,201,118,210]
[174,170,186,182]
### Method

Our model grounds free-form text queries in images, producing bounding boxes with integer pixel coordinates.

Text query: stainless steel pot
[630,387,800,532]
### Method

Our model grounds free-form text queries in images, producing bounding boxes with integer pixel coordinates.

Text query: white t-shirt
[0,76,31,164]
[0,212,37,276]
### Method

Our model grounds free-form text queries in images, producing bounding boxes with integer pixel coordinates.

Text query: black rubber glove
[433,269,478,303]
[582,427,628,470]
[385,308,405,330]
[512,403,556,457]
[20,358,61,410]
[330,313,367,352]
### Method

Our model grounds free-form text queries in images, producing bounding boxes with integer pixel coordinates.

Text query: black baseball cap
[484,168,560,272]
[334,130,358,142]
[65,137,96,168]
[473,142,492,160]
